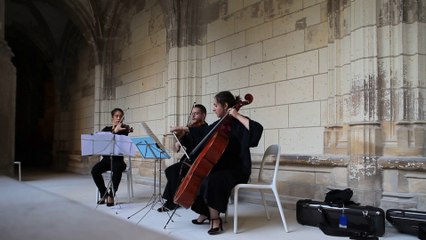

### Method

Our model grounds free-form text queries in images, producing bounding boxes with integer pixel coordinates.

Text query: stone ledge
[378,156,426,170]
[264,154,426,171]
[381,191,417,198]
[280,154,349,167]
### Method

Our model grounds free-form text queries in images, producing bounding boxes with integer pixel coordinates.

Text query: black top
[101,126,129,161]
[189,116,263,180]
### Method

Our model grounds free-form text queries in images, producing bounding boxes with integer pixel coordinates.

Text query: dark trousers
[162,161,188,202]
[91,156,127,197]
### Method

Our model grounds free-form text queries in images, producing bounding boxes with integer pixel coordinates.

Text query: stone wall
[55,0,426,210]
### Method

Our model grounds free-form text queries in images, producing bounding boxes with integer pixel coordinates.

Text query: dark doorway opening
[7,30,55,170]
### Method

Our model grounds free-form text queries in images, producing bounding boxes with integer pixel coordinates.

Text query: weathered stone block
[280,127,324,154]
[245,22,272,44]
[207,17,235,42]
[289,102,321,127]
[215,32,245,54]
[306,22,328,50]
[211,52,232,74]
[235,1,264,32]
[276,76,314,104]
[382,169,399,192]
[249,58,286,85]
[242,83,276,108]
[263,30,304,61]
[218,67,249,90]
[252,105,289,129]
[314,73,328,100]
[407,174,426,193]
[231,42,263,68]
[287,50,319,79]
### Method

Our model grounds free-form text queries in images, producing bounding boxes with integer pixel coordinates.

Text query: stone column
[162,0,209,162]
[326,0,384,205]
[348,123,383,205]
[326,0,426,206]
[0,0,17,176]
[162,0,207,127]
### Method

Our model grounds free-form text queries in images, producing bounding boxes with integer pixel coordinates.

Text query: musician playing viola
[91,108,132,206]
[189,91,263,235]
[157,104,209,212]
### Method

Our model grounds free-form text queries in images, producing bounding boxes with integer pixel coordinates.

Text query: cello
[173,94,253,208]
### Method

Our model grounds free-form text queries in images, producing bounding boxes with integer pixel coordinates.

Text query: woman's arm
[228,108,250,130]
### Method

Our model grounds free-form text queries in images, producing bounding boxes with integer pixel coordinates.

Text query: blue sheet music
[131,136,170,159]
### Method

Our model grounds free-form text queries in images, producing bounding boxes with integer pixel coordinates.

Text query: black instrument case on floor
[386,209,426,239]
[296,199,386,238]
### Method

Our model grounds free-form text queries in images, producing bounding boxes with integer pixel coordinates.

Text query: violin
[173,102,205,138]
[113,110,133,133]
[174,94,253,208]
[187,120,205,128]
[121,124,134,133]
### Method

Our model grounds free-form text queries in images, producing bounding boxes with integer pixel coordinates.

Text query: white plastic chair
[233,144,288,233]
[96,156,134,203]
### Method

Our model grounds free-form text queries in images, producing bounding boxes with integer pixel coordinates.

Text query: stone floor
[1,170,418,240]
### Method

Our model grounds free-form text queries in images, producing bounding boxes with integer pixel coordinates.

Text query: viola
[173,94,253,208]
[121,124,134,133]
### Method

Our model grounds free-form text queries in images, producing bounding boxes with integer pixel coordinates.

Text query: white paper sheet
[81,132,136,156]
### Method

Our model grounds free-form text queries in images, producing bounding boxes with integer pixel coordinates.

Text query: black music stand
[81,132,136,213]
[127,123,170,223]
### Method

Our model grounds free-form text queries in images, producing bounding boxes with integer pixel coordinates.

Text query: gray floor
[1,171,418,240]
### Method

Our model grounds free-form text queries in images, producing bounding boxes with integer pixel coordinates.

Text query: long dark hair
[214,91,241,109]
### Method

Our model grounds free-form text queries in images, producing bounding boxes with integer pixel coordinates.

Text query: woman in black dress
[189,91,263,235]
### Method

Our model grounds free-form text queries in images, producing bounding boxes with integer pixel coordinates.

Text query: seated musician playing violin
[157,104,208,212]
[187,91,263,235]
[91,108,133,206]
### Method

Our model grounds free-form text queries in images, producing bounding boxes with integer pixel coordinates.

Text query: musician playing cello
[157,104,208,212]
[188,91,263,235]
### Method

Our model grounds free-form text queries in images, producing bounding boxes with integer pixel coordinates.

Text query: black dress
[91,126,128,197]
[190,117,263,216]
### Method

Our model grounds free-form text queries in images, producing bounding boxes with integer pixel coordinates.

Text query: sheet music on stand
[81,132,136,157]
[127,122,171,223]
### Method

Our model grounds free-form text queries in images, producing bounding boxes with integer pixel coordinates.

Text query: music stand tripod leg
[130,157,166,223]
[127,157,158,220]
[109,155,124,213]
[163,207,178,229]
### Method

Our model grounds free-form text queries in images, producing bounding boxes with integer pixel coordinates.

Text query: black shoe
[157,201,179,212]
[207,218,223,235]
[191,216,209,225]
[106,191,114,207]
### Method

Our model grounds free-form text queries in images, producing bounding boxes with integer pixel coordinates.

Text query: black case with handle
[386,209,426,239]
[296,199,385,238]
